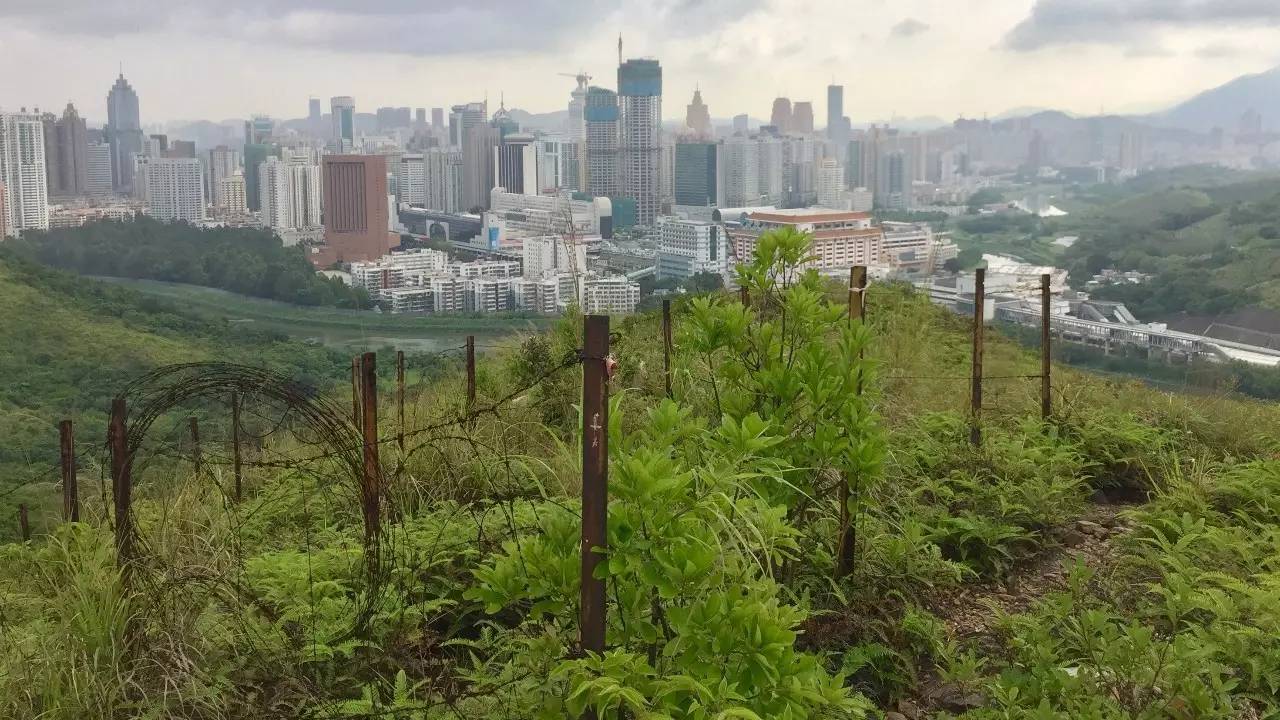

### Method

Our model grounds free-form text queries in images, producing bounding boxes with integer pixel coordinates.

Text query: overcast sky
[3,0,1280,127]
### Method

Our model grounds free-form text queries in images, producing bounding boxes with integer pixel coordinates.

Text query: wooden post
[109,397,134,577]
[837,265,867,578]
[580,315,610,665]
[188,416,201,475]
[59,419,78,522]
[970,268,985,447]
[465,336,476,413]
[231,392,242,502]
[358,352,382,574]
[1040,273,1052,422]
[351,356,362,428]
[739,285,749,308]
[396,350,406,452]
[18,504,30,541]
[661,299,673,399]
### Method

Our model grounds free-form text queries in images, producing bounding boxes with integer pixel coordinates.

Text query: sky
[3,0,1280,127]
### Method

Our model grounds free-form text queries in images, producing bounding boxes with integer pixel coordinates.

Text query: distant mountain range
[1156,65,1280,132]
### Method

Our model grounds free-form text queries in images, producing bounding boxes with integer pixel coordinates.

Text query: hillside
[1158,64,1280,132]
[3,229,1280,719]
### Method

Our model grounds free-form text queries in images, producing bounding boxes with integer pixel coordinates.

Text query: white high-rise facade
[494,133,539,195]
[656,216,728,281]
[218,174,247,217]
[537,135,583,193]
[144,157,204,223]
[0,111,50,237]
[567,74,589,143]
[396,154,427,206]
[259,156,321,231]
[816,158,845,209]
[289,163,322,228]
[618,58,662,225]
[522,234,587,279]
[207,145,239,209]
[85,142,113,197]
[717,137,760,207]
[425,147,463,213]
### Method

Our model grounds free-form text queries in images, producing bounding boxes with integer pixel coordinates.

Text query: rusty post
[580,315,610,666]
[396,350,406,452]
[661,299,673,399]
[18,504,30,541]
[358,352,382,574]
[351,356,361,428]
[231,392,242,502]
[837,265,867,579]
[188,416,201,475]
[1041,273,1052,422]
[970,268,985,447]
[109,397,134,578]
[465,336,477,414]
[739,285,749,308]
[59,419,78,522]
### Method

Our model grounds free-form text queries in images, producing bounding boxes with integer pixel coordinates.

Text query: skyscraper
[462,125,499,210]
[0,111,49,236]
[144,157,205,223]
[827,86,844,138]
[260,156,321,230]
[42,103,88,197]
[320,154,394,263]
[732,114,749,135]
[425,147,463,212]
[770,98,792,134]
[816,158,845,208]
[567,73,590,142]
[206,145,239,208]
[415,108,426,126]
[449,102,487,147]
[618,58,663,225]
[331,96,356,148]
[718,136,760,207]
[245,115,274,145]
[584,86,620,199]
[309,98,322,122]
[685,89,711,139]
[243,143,280,212]
[537,135,583,193]
[494,133,539,195]
[792,102,815,134]
[0,182,6,240]
[106,73,143,192]
[85,142,113,196]
[431,107,445,130]
[674,142,716,206]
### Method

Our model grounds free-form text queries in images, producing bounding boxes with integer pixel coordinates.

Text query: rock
[928,682,987,712]
[896,699,921,719]
[1059,529,1086,547]
[1089,488,1110,504]
[885,713,908,720]
[1076,520,1106,537]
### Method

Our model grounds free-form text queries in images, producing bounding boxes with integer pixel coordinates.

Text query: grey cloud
[890,18,930,38]
[1004,0,1280,51]
[1194,43,1241,59]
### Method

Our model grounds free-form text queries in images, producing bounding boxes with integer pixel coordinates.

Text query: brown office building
[317,154,394,265]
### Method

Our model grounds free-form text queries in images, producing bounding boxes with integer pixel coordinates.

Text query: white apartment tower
[218,174,247,217]
[144,157,205,223]
[0,111,50,236]
[617,58,663,225]
[816,158,845,209]
[85,142,113,197]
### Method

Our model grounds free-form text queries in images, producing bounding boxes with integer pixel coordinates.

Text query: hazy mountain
[1158,65,1280,132]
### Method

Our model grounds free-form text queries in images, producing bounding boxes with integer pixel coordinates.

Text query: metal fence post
[580,315,610,671]
[60,419,78,522]
[970,268,985,447]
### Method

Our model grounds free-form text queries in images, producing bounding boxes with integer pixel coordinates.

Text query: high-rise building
[732,114,749,135]
[218,174,247,217]
[618,58,663,225]
[522,234,587,279]
[245,115,274,145]
[42,103,88,197]
[308,98,322,123]
[827,85,844,140]
[537,135,583,193]
[425,147,463,213]
[674,142,716,206]
[816,158,845,208]
[396,153,427,206]
[0,111,50,236]
[261,156,322,231]
[718,135,760,207]
[376,106,412,131]
[431,107,445,130]
[106,73,143,192]
[757,136,784,204]
[0,182,6,239]
[167,140,196,160]
[289,162,322,229]
[85,142,113,196]
[206,145,239,208]
[331,96,356,148]
[449,102,487,146]
[685,89,712,139]
[462,125,499,210]
[1119,131,1144,172]
[259,156,291,230]
[792,102,815,134]
[494,133,539,195]
[584,86,620,198]
[567,73,590,142]
[415,108,426,126]
[490,101,519,139]
[243,143,280,212]
[770,98,792,134]
[320,154,394,263]
[144,157,205,223]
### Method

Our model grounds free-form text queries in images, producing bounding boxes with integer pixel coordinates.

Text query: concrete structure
[792,101,815,134]
[816,158,845,209]
[0,182,6,239]
[489,187,611,239]
[396,153,427,206]
[585,86,620,199]
[718,136,760,207]
[245,115,274,145]
[0,111,50,236]
[217,174,247,218]
[827,85,845,142]
[880,221,958,275]
[656,215,728,280]
[685,89,712,139]
[523,234,587,278]
[729,208,882,271]
[43,103,88,197]
[537,134,583,193]
[583,275,641,314]
[206,145,239,208]
[462,125,499,211]
[106,73,143,192]
[674,142,717,206]
[144,157,204,223]
[331,97,355,149]
[319,154,394,264]
[425,147,463,212]
[243,143,279,212]
[494,133,539,195]
[48,201,140,229]
[85,142,113,196]
[258,156,319,232]
[770,98,792,134]
[567,73,590,143]
[618,58,663,225]
[449,102,487,146]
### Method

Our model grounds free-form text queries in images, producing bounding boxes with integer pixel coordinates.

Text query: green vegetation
[3,227,1280,718]
[9,217,372,308]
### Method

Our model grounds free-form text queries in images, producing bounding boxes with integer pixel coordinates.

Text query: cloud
[1194,43,1241,59]
[890,18,930,38]
[1003,0,1280,52]
[0,0,762,56]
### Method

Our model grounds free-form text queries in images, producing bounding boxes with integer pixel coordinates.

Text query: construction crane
[558,71,592,88]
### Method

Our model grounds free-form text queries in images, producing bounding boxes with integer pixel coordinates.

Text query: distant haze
[2,0,1280,127]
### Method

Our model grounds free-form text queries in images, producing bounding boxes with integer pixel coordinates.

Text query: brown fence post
[18,504,30,541]
[188,416,201,475]
[739,286,749,308]
[580,315,610,669]
[837,265,867,578]
[59,419,78,522]
[970,268,985,447]
[396,350,406,452]
[661,299,673,399]
[231,392,242,502]
[1041,273,1052,422]
[109,397,134,579]
[465,336,477,414]
[351,356,362,428]
[358,352,382,574]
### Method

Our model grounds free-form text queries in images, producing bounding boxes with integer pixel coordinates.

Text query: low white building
[655,215,730,281]
[583,275,641,315]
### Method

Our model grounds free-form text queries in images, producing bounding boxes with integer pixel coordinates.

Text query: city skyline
[4,1,1280,126]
